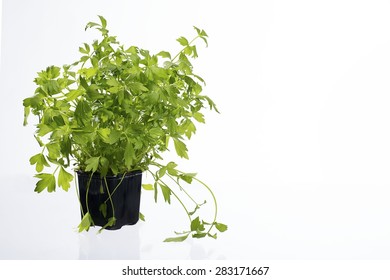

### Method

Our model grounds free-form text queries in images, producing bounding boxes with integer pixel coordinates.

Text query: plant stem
[52,165,59,175]
[193,177,218,234]
[103,172,127,204]
[74,171,85,216]
[167,174,199,206]
[103,177,115,219]
[171,36,200,62]
[147,170,192,225]
[85,172,94,225]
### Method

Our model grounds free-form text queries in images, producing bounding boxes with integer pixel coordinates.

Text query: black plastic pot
[77,170,142,230]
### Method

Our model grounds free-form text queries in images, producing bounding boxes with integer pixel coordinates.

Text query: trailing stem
[147,163,226,241]
[147,170,192,225]
[86,172,94,224]
[103,177,115,220]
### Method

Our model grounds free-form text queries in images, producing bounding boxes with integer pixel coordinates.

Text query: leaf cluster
[23,16,225,241]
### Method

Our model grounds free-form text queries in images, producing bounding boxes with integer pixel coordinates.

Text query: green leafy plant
[23,16,227,241]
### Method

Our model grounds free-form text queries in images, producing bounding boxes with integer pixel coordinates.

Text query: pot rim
[76,169,142,179]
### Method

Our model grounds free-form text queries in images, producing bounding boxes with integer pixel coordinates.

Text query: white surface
[1,0,390,259]
[0,0,2,63]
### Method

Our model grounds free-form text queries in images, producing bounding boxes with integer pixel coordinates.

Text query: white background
[1,0,390,259]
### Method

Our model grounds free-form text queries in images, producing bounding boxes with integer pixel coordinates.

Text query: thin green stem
[147,170,192,225]
[193,177,218,234]
[167,174,199,206]
[74,171,85,216]
[52,165,60,175]
[171,36,200,62]
[103,172,127,204]
[103,177,115,218]
[85,172,94,224]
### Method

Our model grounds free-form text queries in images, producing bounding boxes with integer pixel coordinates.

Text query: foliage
[23,16,226,241]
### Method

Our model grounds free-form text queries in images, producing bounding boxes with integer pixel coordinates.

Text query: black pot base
[77,170,142,230]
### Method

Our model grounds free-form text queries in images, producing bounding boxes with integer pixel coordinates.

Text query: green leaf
[139,212,145,222]
[83,67,97,79]
[164,234,189,242]
[201,95,220,113]
[149,127,162,138]
[107,216,116,227]
[98,217,116,233]
[99,203,107,218]
[58,166,74,191]
[85,156,100,172]
[188,205,200,216]
[191,216,201,231]
[193,83,202,95]
[79,76,89,90]
[192,233,207,238]
[193,112,205,123]
[83,43,90,53]
[46,142,61,159]
[34,173,56,193]
[37,124,52,137]
[160,183,171,204]
[124,140,135,169]
[184,46,192,55]
[23,96,41,107]
[157,51,171,59]
[78,212,92,232]
[107,77,120,87]
[142,184,154,190]
[177,36,189,46]
[85,23,99,32]
[98,15,107,28]
[165,135,170,148]
[34,135,44,147]
[193,26,201,36]
[128,82,148,94]
[98,128,122,144]
[166,162,178,175]
[29,153,50,172]
[185,121,196,139]
[74,100,92,126]
[191,45,198,58]
[166,162,178,176]
[150,66,168,79]
[148,90,160,104]
[80,55,89,63]
[173,138,189,159]
[108,129,121,144]
[158,166,167,178]
[23,106,30,126]
[199,36,208,47]
[46,66,61,79]
[215,222,228,232]
[153,182,158,202]
[79,46,88,54]
[180,173,197,184]
[97,128,110,143]
[100,157,109,176]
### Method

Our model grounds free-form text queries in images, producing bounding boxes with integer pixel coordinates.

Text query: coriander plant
[23,16,227,241]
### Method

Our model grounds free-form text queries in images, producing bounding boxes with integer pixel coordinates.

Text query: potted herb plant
[23,16,227,241]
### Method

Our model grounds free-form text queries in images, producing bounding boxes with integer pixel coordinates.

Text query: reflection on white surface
[79,226,140,260]
[2,174,390,259]
[189,242,226,260]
